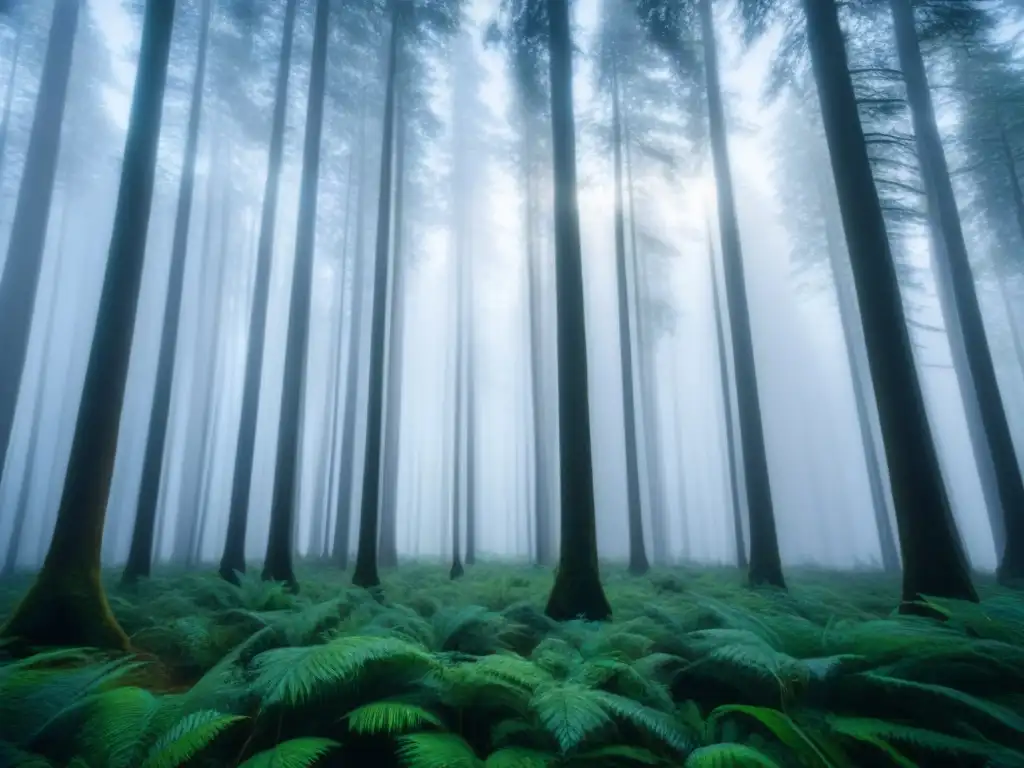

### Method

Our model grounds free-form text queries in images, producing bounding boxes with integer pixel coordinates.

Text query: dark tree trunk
[814,160,900,572]
[0,0,175,650]
[219,0,299,583]
[708,238,747,569]
[699,0,783,588]
[802,0,977,604]
[0,1,79,494]
[353,0,401,589]
[610,60,648,575]
[3,200,69,577]
[124,0,212,583]
[263,0,330,590]
[0,23,23,188]
[544,0,611,622]
[378,97,408,570]
[891,0,1024,584]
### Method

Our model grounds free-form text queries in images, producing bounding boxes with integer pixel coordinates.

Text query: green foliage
[0,563,1022,767]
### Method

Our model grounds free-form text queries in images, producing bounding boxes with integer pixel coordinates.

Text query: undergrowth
[0,562,1022,767]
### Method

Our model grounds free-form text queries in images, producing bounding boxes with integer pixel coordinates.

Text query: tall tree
[352,0,402,589]
[544,0,612,622]
[889,0,1024,583]
[219,0,299,583]
[795,0,977,604]
[0,0,79,491]
[0,0,176,649]
[0,20,23,188]
[124,0,213,583]
[263,0,331,589]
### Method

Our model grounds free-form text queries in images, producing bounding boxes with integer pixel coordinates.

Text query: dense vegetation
[1,563,1023,767]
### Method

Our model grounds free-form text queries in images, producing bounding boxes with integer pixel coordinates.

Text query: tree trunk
[544,0,611,622]
[263,0,330,589]
[378,95,408,570]
[802,0,977,604]
[332,110,371,570]
[699,0,783,588]
[353,0,401,589]
[2,199,69,576]
[610,60,648,575]
[708,236,747,568]
[0,1,79,493]
[814,159,900,572]
[124,0,212,583]
[219,0,298,583]
[0,0,175,650]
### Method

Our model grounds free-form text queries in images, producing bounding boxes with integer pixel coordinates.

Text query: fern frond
[827,715,1021,763]
[347,701,443,735]
[236,737,340,768]
[684,743,782,767]
[483,747,554,767]
[397,732,481,768]
[589,690,690,752]
[472,654,554,690]
[707,705,835,768]
[251,635,436,707]
[0,739,52,767]
[529,684,611,753]
[139,709,245,768]
[570,744,665,765]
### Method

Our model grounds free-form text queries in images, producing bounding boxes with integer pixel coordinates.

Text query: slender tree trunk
[353,0,401,589]
[610,60,648,575]
[332,112,371,569]
[3,200,68,576]
[524,119,553,566]
[124,0,212,582]
[802,0,977,604]
[219,0,299,583]
[450,237,466,580]
[699,0,783,588]
[263,0,330,589]
[0,1,79,491]
[892,0,1024,581]
[544,0,611,622]
[708,236,747,568]
[378,96,408,570]
[814,161,899,572]
[0,24,23,191]
[0,0,175,650]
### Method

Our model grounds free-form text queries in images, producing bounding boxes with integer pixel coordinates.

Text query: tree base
[449,560,464,580]
[0,569,130,652]
[747,563,786,590]
[261,565,299,594]
[352,566,380,589]
[627,557,649,576]
[997,556,1024,589]
[545,567,612,622]
[218,557,245,585]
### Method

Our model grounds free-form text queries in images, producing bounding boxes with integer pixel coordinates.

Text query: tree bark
[0,0,79,494]
[353,0,402,589]
[699,0,783,587]
[0,22,23,190]
[0,0,176,651]
[544,0,611,622]
[263,0,331,589]
[124,0,212,582]
[219,0,299,583]
[802,0,977,604]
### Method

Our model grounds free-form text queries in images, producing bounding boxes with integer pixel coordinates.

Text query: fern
[139,710,244,768]
[684,744,783,767]
[398,732,482,768]
[236,738,340,768]
[708,705,838,768]
[347,701,444,735]
[570,745,666,765]
[826,715,1024,763]
[529,683,612,752]
[483,747,554,767]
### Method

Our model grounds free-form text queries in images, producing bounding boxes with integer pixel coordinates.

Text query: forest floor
[0,561,1023,767]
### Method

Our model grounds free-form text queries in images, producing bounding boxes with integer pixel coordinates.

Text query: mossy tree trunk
[544,0,612,622]
[0,0,175,651]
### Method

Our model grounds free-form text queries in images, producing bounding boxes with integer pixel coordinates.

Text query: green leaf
[347,701,443,735]
[140,710,245,768]
[529,684,611,753]
[708,706,836,768]
[685,743,783,767]
[573,745,665,765]
[237,738,340,768]
[398,733,481,768]
[484,747,554,767]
